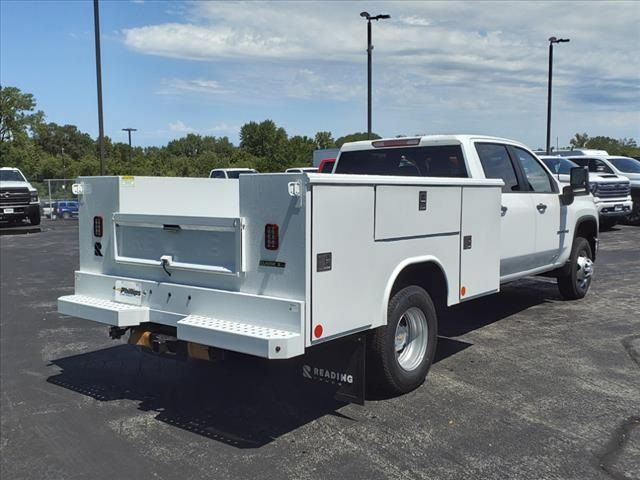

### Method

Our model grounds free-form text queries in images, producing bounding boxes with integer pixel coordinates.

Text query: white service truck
[59,135,598,397]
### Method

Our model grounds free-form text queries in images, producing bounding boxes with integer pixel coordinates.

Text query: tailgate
[113,213,245,275]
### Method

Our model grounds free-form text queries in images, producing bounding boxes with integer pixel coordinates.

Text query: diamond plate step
[58,295,149,327]
[177,314,303,359]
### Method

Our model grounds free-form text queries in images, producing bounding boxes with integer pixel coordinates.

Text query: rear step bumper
[59,295,149,327]
[58,272,305,359]
[178,315,300,359]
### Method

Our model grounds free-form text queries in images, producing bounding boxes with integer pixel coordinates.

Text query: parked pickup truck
[539,155,633,229]
[0,167,41,225]
[58,135,597,397]
[560,154,639,226]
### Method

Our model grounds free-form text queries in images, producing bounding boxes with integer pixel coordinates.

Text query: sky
[1,0,639,149]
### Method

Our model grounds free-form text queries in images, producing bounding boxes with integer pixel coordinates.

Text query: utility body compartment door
[311,185,376,343]
[375,186,461,240]
[459,187,501,300]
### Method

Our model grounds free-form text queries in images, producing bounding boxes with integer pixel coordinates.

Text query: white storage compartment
[113,213,245,275]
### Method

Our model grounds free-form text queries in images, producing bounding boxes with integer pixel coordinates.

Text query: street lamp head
[372,14,391,21]
[549,36,570,44]
[360,11,370,19]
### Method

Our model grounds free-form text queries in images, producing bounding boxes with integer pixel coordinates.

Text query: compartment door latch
[288,181,303,208]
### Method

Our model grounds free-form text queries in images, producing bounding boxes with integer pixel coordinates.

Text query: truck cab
[334,136,597,283]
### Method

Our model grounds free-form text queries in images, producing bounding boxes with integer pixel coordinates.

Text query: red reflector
[265,224,279,250]
[372,138,421,148]
[314,324,323,338]
[93,216,103,237]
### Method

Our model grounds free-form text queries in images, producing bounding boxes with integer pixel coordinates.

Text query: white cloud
[121,1,640,144]
[399,16,431,27]
[168,120,194,133]
[156,78,229,96]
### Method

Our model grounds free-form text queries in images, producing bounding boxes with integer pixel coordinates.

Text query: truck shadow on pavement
[46,279,555,448]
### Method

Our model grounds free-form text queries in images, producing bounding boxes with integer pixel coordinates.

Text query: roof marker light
[372,138,421,148]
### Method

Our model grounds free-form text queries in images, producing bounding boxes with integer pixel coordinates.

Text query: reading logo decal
[302,364,354,385]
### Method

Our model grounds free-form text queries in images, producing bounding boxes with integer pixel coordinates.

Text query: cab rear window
[335,145,468,177]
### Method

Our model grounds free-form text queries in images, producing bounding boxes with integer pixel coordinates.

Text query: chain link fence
[32,179,78,220]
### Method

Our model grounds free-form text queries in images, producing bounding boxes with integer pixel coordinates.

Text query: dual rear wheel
[368,286,437,395]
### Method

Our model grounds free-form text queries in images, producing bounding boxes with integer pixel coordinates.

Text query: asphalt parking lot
[1,220,639,480]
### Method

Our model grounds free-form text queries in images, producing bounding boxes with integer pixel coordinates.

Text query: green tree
[0,85,44,143]
[167,133,205,157]
[335,131,381,147]
[585,136,638,156]
[570,132,589,148]
[33,122,95,160]
[239,120,288,160]
[314,131,335,149]
[285,135,316,169]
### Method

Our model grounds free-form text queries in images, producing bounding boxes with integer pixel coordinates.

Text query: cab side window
[593,159,614,174]
[512,147,554,193]
[475,143,520,193]
[211,171,226,179]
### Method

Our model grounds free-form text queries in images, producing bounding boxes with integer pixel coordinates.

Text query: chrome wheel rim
[576,253,594,290]
[394,307,428,371]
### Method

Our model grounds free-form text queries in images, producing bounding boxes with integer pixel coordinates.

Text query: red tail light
[93,216,103,237]
[265,224,279,250]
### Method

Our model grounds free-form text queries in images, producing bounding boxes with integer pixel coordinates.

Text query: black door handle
[501,205,508,216]
[536,203,547,213]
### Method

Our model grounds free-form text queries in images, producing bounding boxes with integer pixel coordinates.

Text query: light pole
[93,0,106,175]
[360,11,390,140]
[122,128,137,161]
[546,36,570,155]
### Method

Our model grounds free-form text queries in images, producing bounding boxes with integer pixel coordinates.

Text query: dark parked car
[55,200,79,219]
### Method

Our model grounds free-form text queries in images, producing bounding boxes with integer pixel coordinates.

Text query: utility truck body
[59,135,598,396]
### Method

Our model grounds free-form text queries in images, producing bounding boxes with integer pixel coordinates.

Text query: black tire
[599,218,617,231]
[29,210,41,226]
[368,286,438,395]
[557,237,594,300]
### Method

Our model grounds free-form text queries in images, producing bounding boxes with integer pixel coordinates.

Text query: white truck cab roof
[209,168,258,179]
[340,134,530,152]
[285,167,318,173]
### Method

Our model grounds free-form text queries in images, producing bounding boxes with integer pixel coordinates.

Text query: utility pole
[122,128,137,161]
[546,36,570,155]
[360,12,390,140]
[94,0,106,174]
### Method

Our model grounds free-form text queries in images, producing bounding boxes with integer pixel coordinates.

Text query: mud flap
[296,333,366,405]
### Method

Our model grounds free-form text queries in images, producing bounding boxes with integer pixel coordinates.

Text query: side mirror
[570,166,589,194]
[560,185,574,206]
[561,166,589,206]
